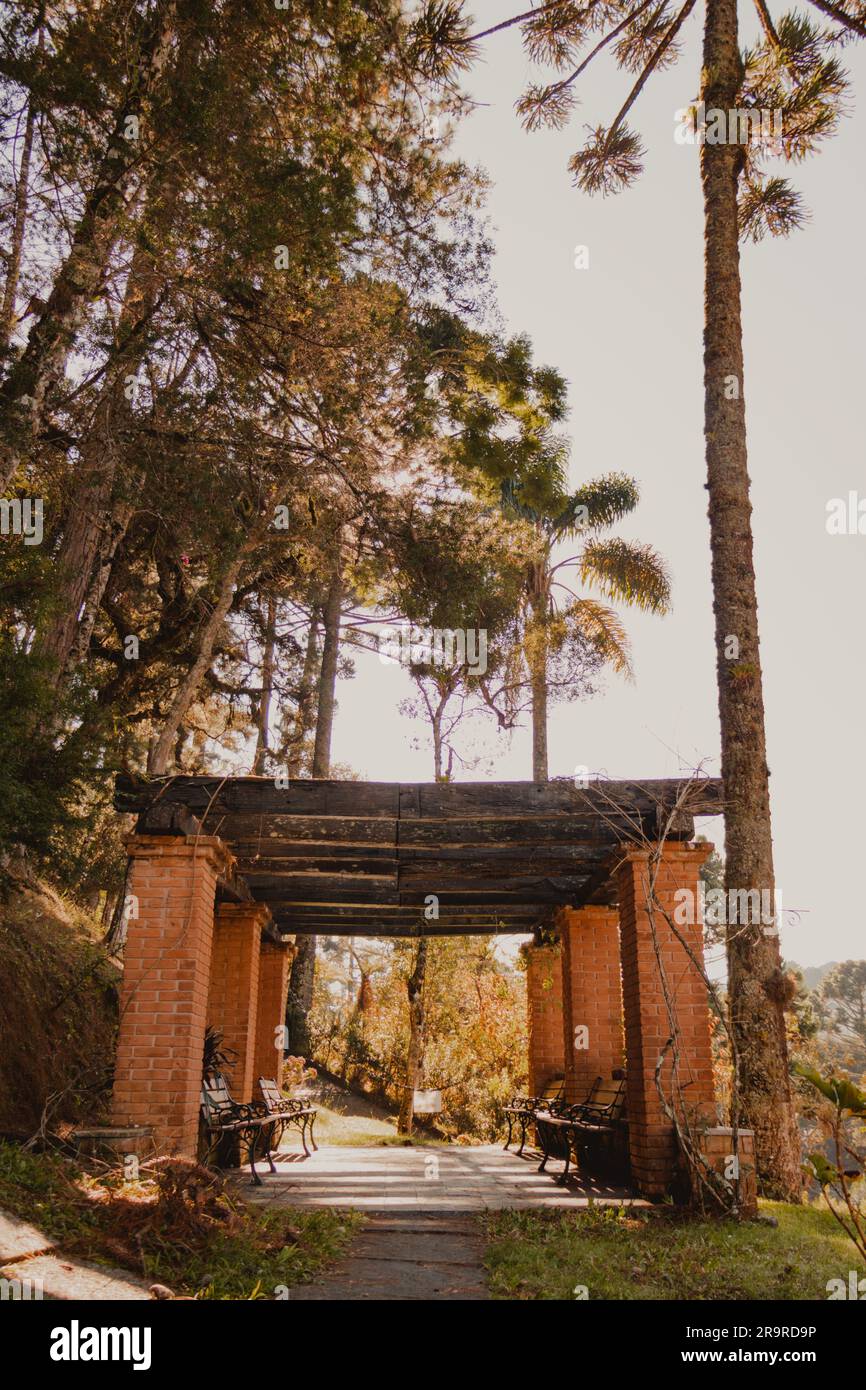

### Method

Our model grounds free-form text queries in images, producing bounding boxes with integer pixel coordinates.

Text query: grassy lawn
[0,1142,361,1299]
[482,1201,866,1301]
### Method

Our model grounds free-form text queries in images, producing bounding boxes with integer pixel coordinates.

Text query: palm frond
[579,537,672,613]
[567,598,633,675]
[558,473,640,533]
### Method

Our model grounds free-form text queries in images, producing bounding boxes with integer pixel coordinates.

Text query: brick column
[112,834,231,1156]
[615,844,716,1198]
[207,902,271,1102]
[252,939,294,1092]
[558,906,625,1105]
[525,943,565,1096]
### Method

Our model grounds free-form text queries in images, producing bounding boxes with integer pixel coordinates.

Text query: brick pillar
[558,906,625,1105]
[615,844,716,1198]
[525,943,565,1096]
[252,939,294,1093]
[112,834,231,1156]
[207,903,270,1102]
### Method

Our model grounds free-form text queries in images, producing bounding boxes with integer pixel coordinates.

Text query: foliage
[310,936,527,1140]
[795,1062,866,1263]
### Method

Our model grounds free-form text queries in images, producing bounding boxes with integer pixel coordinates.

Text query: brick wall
[525,943,565,1096]
[252,939,293,1092]
[112,834,231,1155]
[615,845,716,1198]
[207,903,270,1102]
[558,906,625,1104]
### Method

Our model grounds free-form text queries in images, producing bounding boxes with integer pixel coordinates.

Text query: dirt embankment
[0,877,119,1137]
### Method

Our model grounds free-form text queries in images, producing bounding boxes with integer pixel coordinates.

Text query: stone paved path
[241,1142,635,1211]
[236,1141,639,1301]
[288,1211,490,1300]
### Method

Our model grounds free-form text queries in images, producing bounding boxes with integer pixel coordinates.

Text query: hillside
[0,876,119,1137]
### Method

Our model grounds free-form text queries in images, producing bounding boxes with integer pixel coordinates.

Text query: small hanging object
[413,1088,442,1114]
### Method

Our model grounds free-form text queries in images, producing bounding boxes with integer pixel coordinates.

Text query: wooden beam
[116,774,724,821]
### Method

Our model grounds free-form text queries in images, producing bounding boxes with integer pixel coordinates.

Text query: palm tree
[504,473,670,780]
[419,0,861,1201]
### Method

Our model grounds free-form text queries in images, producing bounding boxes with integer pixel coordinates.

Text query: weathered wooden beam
[273,921,537,937]
[116,774,724,821]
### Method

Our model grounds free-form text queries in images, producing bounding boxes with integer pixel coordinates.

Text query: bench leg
[245,1128,263,1186]
[309,1113,318,1152]
[517,1115,528,1157]
[299,1116,311,1158]
[557,1144,571,1187]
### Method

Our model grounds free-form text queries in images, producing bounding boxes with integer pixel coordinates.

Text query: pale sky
[331,5,866,968]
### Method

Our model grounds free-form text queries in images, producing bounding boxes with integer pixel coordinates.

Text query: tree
[418,0,860,1199]
[503,472,670,780]
[818,961,866,1069]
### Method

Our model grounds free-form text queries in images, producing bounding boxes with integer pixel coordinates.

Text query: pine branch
[807,0,866,37]
[607,0,698,136]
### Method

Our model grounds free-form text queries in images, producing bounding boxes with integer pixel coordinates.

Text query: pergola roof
[115,775,724,938]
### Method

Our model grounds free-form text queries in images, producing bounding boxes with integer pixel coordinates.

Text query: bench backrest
[201,1071,235,1122]
[258,1077,283,1113]
[582,1074,626,1119]
[540,1075,565,1104]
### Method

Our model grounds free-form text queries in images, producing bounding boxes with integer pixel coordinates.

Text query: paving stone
[0,1209,54,1262]
[0,1254,152,1301]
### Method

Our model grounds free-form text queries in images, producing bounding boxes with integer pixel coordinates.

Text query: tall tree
[503,473,670,780]
[420,0,859,1199]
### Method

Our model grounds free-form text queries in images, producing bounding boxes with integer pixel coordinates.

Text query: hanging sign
[413,1089,442,1114]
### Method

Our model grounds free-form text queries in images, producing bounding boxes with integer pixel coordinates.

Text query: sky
[330,4,866,968]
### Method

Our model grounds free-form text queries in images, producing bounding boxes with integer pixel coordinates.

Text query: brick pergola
[112,774,727,1198]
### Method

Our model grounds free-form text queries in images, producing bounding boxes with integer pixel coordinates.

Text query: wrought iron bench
[503,1074,571,1155]
[258,1077,318,1156]
[536,1073,627,1185]
[200,1072,279,1186]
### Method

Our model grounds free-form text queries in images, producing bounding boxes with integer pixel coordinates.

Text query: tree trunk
[253,592,276,773]
[529,585,549,782]
[311,539,344,778]
[397,938,428,1135]
[0,0,178,490]
[701,0,801,1200]
[288,542,345,1057]
[286,935,317,1059]
[0,10,43,351]
[34,177,179,688]
[286,606,321,776]
[146,549,247,775]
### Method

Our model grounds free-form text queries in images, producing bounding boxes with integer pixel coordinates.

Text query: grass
[481,1200,866,1300]
[0,1142,361,1299]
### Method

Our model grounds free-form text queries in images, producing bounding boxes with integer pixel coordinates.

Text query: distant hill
[788,962,838,991]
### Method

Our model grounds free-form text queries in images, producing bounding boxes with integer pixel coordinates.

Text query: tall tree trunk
[0,0,178,490]
[34,177,179,688]
[146,547,248,775]
[529,584,549,782]
[286,605,321,776]
[397,938,428,1135]
[288,543,345,1056]
[701,0,801,1200]
[253,591,276,773]
[0,10,43,351]
[311,538,344,778]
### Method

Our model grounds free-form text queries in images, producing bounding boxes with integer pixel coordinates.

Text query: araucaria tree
[418,0,862,1199]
